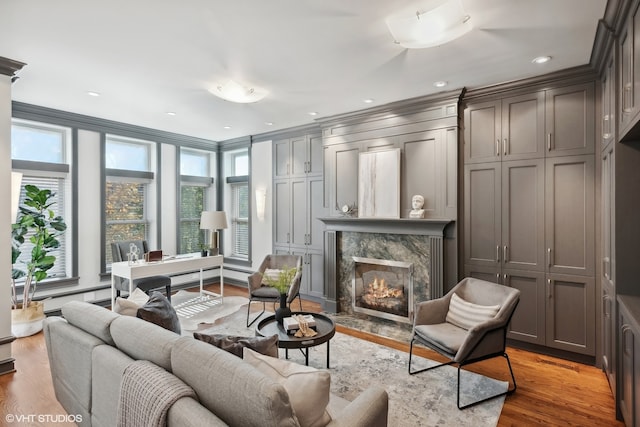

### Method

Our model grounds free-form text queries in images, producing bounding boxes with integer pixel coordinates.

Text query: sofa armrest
[326,387,388,427]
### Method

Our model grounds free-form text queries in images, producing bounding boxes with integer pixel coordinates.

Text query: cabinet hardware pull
[287,232,290,244]
[496,139,500,156]
[503,274,507,284]
[547,133,552,151]
[496,273,500,283]
[547,248,552,267]
[503,138,507,156]
[496,245,500,263]
[547,279,552,299]
[503,245,508,263]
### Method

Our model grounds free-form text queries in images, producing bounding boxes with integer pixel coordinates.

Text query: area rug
[171,290,249,332]
[194,307,507,427]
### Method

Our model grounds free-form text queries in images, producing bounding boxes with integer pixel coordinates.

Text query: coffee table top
[255,312,336,349]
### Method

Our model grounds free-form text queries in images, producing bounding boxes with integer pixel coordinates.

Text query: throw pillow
[136,291,181,334]
[261,268,283,286]
[243,348,331,427]
[193,333,279,358]
[445,293,500,330]
[113,287,150,316]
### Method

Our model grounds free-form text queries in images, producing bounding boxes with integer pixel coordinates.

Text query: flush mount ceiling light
[386,0,472,49]
[209,80,268,103]
[433,80,448,87]
[532,55,552,64]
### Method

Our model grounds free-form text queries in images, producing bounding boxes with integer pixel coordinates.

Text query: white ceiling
[1,0,607,142]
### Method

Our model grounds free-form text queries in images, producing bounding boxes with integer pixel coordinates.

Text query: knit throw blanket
[117,360,196,427]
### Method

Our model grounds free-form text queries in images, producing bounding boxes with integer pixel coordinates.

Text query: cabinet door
[291,248,309,295]
[464,163,501,267]
[290,178,307,248]
[502,92,545,160]
[307,176,324,250]
[545,83,595,157]
[464,264,500,285]
[504,270,546,345]
[620,10,635,132]
[308,134,324,176]
[602,52,616,149]
[464,100,501,163]
[290,136,308,177]
[545,155,595,276]
[602,284,615,392]
[274,140,291,179]
[545,274,595,355]
[619,319,635,426]
[273,180,291,246]
[601,144,615,284]
[306,250,325,299]
[502,159,545,271]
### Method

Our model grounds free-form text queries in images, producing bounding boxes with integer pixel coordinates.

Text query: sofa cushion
[445,292,500,330]
[110,315,181,371]
[244,348,331,427]
[61,300,119,346]
[193,332,279,358]
[114,288,149,317]
[171,337,298,427]
[136,291,181,334]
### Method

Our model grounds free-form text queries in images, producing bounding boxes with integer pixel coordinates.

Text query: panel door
[290,136,308,178]
[464,162,501,267]
[306,250,325,299]
[274,139,291,179]
[291,248,309,295]
[502,159,545,271]
[504,270,546,345]
[545,155,595,277]
[601,144,615,285]
[464,99,501,163]
[501,91,545,160]
[545,83,595,157]
[620,10,635,132]
[602,52,616,149]
[602,284,616,393]
[308,134,324,176]
[545,274,595,355]
[307,176,325,250]
[619,317,635,426]
[273,180,291,246]
[290,177,308,248]
[464,264,501,285]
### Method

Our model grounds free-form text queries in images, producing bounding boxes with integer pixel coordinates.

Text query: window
[11,120,71,282]
[225,149,249,259]
[179,148,215,254]
[104,136,154,266]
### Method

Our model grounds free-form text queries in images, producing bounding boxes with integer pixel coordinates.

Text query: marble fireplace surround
[320,218,452,321]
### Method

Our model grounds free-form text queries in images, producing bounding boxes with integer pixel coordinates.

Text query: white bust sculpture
[409,195,425,219]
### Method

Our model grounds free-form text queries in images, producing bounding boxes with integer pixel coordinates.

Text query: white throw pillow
[445,293,500,330]
[243,348,332,427]
[113,287,149,316]
[261,268,283,286]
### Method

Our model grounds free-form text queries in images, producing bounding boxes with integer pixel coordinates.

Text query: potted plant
[199,243,208,257]
[260,266,299,324]
[11,184,67,337]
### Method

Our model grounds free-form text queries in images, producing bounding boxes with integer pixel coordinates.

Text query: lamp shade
[200,211,228,230]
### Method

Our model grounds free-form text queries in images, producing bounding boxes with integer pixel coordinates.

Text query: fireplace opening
[352,257,413,323]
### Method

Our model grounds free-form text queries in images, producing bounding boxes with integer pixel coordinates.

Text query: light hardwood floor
[0,283,624,427]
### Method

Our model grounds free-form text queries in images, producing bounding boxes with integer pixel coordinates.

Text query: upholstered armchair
[110,240,172,302]
[246,254,303,327]
[408,277,520,409]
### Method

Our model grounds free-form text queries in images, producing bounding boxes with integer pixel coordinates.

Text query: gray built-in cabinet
[273,132,325,300]
[463,80,597,357]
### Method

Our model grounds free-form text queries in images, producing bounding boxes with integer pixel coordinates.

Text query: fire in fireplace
[352,257,413,323]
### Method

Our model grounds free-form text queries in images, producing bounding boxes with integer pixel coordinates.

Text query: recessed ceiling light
[87,91,100,97]
[223,126,231,130]
[265,122,274,126]
[532,56,552,64]
[363,98,375,104]
[433,81,448,88]
[166,112,176,116]
[308,112,318,116]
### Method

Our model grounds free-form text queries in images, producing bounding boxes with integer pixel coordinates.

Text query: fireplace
[352,257,413,323]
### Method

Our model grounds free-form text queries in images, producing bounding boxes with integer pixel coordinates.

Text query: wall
[250,140,273,271]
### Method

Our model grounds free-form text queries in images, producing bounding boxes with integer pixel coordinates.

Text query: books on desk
[283,315,316,332]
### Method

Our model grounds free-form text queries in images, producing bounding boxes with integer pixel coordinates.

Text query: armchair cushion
[445,293,500,330]
[414,323,467,356]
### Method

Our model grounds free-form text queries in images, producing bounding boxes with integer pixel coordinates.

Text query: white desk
[110,254,223,310]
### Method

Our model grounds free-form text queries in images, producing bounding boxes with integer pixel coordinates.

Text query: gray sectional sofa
[43,301,388,427]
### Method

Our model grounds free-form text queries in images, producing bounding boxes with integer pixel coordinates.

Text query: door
[273,180,291,246]
[504,270,546,345]
[545,83,595,157]
[307,176,325,250]
[290,136,308,178]
[274,139,291,179]
[464,99,501,163]
[545,155,595,277]
[308,134,324,176]
[290,177,307,248]
[502,91,545,160]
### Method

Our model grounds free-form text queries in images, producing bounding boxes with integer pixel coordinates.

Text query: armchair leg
[456,352,517,410]
[246,301,266,327]
[408,338,455,375]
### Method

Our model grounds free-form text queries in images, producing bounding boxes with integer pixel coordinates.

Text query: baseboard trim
[0,357,16,376]
[0,335,17,346]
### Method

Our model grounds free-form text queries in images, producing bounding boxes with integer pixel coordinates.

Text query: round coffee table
[255,312,336,368]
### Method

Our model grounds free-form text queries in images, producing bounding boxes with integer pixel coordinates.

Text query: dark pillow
[136,291,181,334]
[193,332,279,358]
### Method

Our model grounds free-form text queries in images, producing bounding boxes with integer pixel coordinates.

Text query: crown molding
[250,122,321,143]
[0,56,26,77]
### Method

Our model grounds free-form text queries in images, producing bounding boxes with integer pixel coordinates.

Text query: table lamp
[200,211,228,256]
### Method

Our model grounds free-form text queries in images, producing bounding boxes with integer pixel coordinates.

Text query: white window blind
[231,182,249,257]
